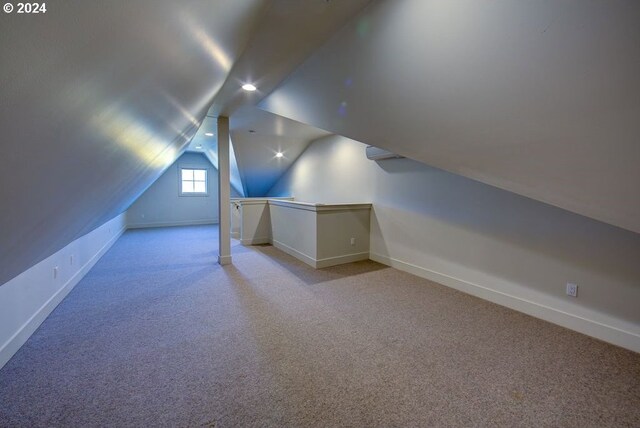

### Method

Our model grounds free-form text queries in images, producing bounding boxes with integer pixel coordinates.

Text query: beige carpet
[0,225,638,427]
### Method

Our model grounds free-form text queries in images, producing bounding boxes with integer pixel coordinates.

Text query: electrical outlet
[566,283,578,297]
[70,255,74,265]
[350,237,356,245]
[53,266,58,279]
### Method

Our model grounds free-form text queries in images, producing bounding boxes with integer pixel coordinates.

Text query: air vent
[365,145,404,161]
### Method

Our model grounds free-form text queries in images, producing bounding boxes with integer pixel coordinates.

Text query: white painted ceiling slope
[230,107,331,196]
[184,116,246,197]
[184,107,331,197]
[184,0,372,196]
[260,0,640,234]
[0,0,373,285]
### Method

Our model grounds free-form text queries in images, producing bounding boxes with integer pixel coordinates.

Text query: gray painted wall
[268,135,640,348]
[127,153,223,228]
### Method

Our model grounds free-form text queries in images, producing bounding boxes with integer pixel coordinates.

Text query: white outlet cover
[53,266,58,279]
[566,283,578,297]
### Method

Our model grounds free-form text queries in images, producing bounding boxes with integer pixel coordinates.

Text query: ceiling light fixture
[195,145,202,149]
[242,83,257,92]
[275,152,283,158]
[205,132,214,137]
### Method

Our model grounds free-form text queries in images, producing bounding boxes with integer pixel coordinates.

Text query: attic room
[1,0,639,426]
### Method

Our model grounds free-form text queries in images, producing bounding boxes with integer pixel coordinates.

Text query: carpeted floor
[0,225,638,427]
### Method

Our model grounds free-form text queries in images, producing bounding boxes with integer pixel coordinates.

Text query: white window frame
[179,167,208,196]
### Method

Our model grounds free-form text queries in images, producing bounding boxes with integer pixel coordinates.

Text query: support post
[217,116,232,265]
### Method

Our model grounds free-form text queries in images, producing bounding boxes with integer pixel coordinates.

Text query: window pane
[182,181,194,193]
[194,182,206,193]
[194,169,206,181]
[182,169,193,180]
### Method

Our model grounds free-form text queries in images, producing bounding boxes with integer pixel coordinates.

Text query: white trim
[369,252,640,354]
[316,251,370,268]
[178,166,209,197]
[241,236,270,246]
[127,219,218,229]
[218,255,232,265]
[231,231,240,239]
[231,197,294,206]
[272,239,369,269]
[272,239,317,267]
[268,199,372,212]
[0,223,127,369]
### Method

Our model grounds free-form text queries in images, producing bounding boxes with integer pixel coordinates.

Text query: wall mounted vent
[365,145,404,161]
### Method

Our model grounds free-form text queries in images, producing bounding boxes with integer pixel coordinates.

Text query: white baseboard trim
[241,236,270,246]
[369,252,640,353]
[218,255,232,265]
[128,219,218,229]
[0,224,127,369]
[272,239,369,269]
[272,239,317,267]
[231,231,240,239]
[316,251,370,268]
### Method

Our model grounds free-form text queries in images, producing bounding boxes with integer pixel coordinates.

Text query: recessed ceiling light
[242,83,257,92]
[275,152,283,158]
[205,132,214,137]
[195,145,202,149]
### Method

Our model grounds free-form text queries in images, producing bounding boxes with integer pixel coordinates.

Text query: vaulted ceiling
[0,0,371,285]
[1,0,638,286]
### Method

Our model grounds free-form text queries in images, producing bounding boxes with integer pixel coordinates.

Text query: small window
[180,168,207,195]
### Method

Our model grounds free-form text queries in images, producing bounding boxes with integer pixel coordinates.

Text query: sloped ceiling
[184,116,246,197]
[0,0,268,285]
[230,107,331,196]
[184,108,332,197]
[260,0,640,234]
[170,0,374,196]
[206,0,373,118]
[0,0,374,285]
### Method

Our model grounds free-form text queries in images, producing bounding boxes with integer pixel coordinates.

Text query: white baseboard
[231,231,240,239]
[127,219,218,229]
[241,236,270,246]
[272,239,317,267]
[316,251,369,268]
[218,255,232,265]
[370,252,640,354]
[272,239,369,269]
[0,221,127,369]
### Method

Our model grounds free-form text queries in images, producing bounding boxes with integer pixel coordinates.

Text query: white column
[217,116,232,265]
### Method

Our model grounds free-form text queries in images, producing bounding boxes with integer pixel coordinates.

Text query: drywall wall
[268,135,640,352]
[0,213,126,369]
[231,197,293,245]
[127,153,228,228]
[269,200,371,268]
[260,0,640,234]
[270,202,317,265]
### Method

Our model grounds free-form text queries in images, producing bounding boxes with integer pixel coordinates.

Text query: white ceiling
[206,0,372,118]
[260,0,640,234]
[230,107,331,196]
[184,0,372,196]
